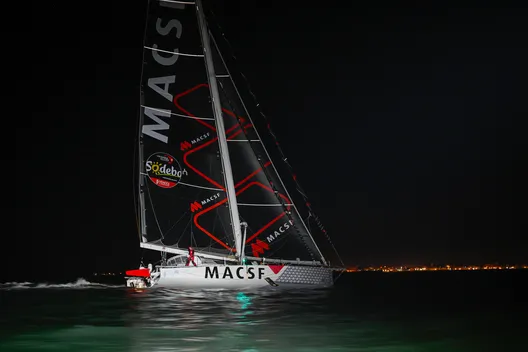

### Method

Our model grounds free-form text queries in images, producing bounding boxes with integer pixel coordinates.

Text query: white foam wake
[0,278,121,290]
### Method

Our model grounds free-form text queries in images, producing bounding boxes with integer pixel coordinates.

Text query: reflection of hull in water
[127,265,334,289]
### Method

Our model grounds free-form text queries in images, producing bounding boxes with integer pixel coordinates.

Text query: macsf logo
[190,201,202,212]
[180,141,192,151]
[251,239,269,257]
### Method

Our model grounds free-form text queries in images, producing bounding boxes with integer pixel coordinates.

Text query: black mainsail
[139,0,235,259]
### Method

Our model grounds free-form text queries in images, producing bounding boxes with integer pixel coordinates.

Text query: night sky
[11,1,526,280]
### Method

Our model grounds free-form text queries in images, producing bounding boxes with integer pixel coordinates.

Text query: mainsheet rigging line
[207,12,344,267]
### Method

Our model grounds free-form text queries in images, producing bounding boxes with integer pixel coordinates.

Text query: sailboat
[125,0,344,289]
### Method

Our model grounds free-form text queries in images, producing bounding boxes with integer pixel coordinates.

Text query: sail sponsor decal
[180,132,211,151]
[190,192,222,212]
[204,266,266,279]
[198,192,222,206]
[190,201,202,212]
[142,1,188,144]
[249,220,294,257]
[265,219,294,243]
[146,152,188,188]
[180,141,192,151]
[250,239,269,258]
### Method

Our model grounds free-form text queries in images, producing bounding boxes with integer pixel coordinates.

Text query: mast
[195,0,243,259]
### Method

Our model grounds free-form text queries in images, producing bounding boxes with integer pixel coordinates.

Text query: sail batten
[178,181,225,191]
[141,105,215,120]
[144,46,204,57]
[238,203,293,207]
[160,0,195,5]
[227,139,261,142]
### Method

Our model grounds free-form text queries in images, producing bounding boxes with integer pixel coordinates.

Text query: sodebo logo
[145,152,187,189]
[146,161,184,178]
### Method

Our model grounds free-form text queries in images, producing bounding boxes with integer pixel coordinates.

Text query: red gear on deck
[186,246,196,266]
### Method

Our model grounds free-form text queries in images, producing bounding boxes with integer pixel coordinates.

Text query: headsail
[208,33,326,264]
[138,0,235,257]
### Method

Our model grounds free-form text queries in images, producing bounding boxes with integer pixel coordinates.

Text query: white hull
[127,264,333,289]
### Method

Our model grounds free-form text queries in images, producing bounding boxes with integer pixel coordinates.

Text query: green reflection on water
[236,292,254,324]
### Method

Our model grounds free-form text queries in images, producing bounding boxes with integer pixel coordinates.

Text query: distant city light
[345,264,528,273]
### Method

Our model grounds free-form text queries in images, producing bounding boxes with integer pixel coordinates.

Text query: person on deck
[186,246,197,266]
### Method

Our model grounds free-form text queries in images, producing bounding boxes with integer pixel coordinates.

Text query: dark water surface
[0,271,526,351]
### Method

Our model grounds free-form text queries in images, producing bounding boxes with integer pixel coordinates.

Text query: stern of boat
[125,264,160,288]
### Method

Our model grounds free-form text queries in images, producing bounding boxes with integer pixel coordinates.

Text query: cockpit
[165,254,218,267]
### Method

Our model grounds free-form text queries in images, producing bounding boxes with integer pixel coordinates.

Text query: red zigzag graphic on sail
[173,84,291,254]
